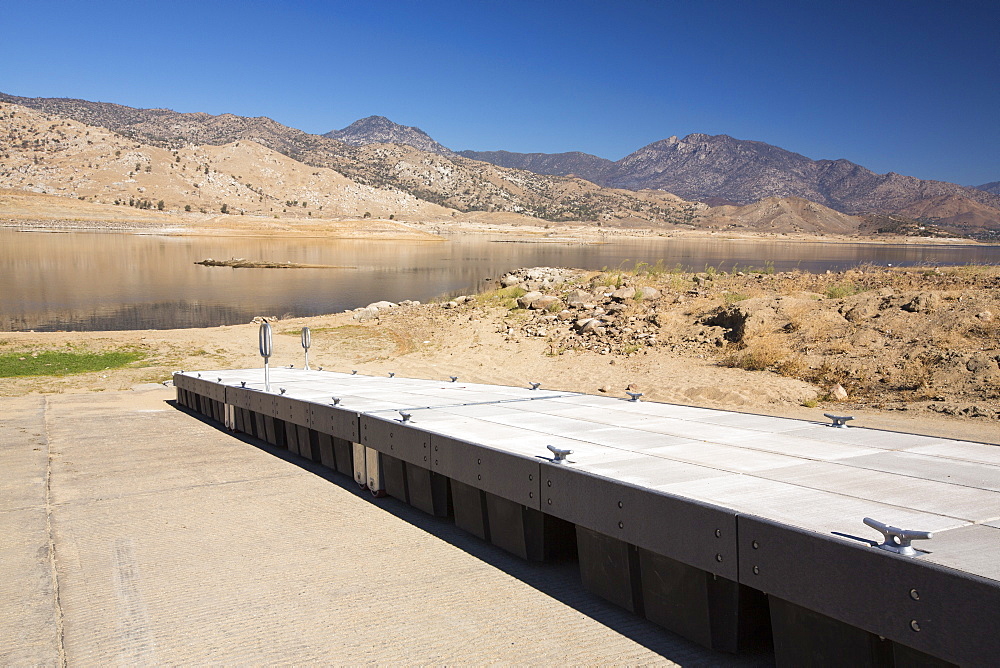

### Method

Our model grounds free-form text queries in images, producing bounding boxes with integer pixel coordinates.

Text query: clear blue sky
[3,0,998,185]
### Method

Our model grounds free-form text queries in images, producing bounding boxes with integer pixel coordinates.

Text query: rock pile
[496,271,668,357]
[350,299,420,321]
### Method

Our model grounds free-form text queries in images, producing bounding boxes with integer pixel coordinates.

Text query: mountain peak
[324,116,453,155]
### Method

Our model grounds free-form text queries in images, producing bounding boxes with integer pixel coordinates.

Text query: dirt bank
[2,264,997,445]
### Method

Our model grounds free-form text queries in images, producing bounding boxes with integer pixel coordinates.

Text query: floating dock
[174,367,1000,666]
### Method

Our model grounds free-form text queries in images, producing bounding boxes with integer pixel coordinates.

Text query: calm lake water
[2,229,998,331]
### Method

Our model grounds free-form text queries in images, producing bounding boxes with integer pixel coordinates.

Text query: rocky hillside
[0,93,700,225]
[324,116,453,155]
[974,181,1000,195]
[696,197,861,235]
[462,134,1000,235]
[3,91,994,236]
[457,149,616,184]
[0,103,451,219]
[464,265,1000,417]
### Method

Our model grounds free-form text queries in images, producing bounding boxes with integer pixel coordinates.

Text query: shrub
[824,282,863,299]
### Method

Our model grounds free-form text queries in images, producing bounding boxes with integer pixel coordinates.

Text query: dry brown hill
[699,197,862,235]
[898,194,1000,236]
[0,103,452,220]
[0,94,700,225]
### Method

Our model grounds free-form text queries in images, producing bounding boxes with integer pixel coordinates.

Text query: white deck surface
[188,367,1000,582]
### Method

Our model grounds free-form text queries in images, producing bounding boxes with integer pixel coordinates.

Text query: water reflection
[1,229,997,332]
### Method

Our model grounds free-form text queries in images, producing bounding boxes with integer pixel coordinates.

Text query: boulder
[532,295,561,311]
[901,292,941,313]
[564,289,594,307]
[829,384,849,401]
[611,287,635,302]
[638,286,661,300]
[501,273,522,287]
[516,291,545,309]
[366,300,397,311]
[352,306,380,321]
[574,318,606,334]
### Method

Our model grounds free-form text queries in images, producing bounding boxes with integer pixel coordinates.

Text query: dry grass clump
[477,285,528,309]
[721,334,794,372]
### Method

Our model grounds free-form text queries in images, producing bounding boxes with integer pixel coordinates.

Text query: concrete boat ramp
[172,367,1000,666]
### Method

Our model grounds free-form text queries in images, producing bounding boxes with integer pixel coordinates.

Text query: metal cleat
[547,444,573,464]
[331,397,341,406]
[529,381,541,390]
[279,388,287,395]
[388,372,395,378]
[450,376,458,382]
[863,517,933,557]
[626,391,643,402]
[824,413,854,428]
[399,411,412,423]
[351,370,358,375]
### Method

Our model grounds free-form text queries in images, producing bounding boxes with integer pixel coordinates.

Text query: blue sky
[3,0,998,185]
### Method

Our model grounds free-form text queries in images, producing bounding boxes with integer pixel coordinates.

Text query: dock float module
[174,367,1000,666]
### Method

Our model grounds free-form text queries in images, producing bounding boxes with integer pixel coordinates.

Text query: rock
[611,287,635,301]
[901,292,941,313]
[966,353,998,373]
[501,273,521,287]
[841,298,880,322]
[638,286,661,300]
[532,295,561,311]
[976,311,993,321]
[574,318,605,334]
[829,384,849,401]
[442,301,458,309]
[352,306,380,321]
[366,300,397,311]
[564,289,594,307]
[516,291,545,309]
[556,310,575,321]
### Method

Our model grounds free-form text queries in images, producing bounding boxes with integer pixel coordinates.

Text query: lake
[1,229,997,332]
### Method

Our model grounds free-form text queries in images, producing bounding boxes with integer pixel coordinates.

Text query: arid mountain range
[324,116,454,156]
[1,91,998,237]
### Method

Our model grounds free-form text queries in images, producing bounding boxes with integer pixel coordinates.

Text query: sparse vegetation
[0,350,143,377]
[824,282,864,299]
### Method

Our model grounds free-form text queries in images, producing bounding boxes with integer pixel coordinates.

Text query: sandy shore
[1,189,982,244]
[3,293,997,445]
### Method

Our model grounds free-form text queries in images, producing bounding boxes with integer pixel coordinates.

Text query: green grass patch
[724,291,748,304]
[477,285,527,309]
[0,350,144,378]
[824,282,864,299]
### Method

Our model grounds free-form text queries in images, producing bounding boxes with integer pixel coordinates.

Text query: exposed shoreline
[0,189,985,245]
[2,264,998,446]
